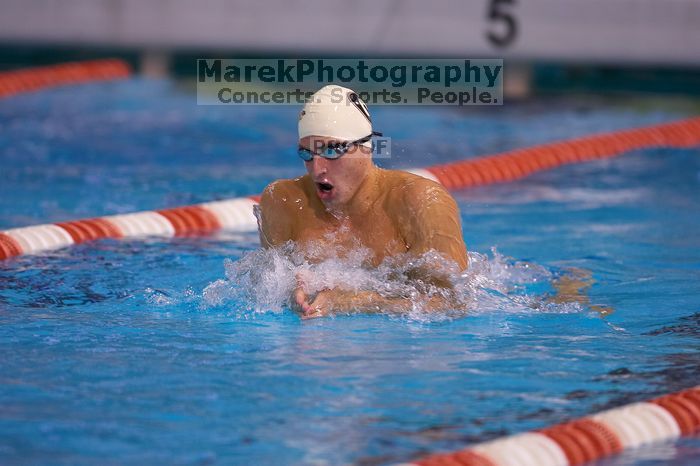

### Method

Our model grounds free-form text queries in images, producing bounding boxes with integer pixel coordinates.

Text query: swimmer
[257,85,468,319]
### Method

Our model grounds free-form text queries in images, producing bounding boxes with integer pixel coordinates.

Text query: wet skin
[257,136,468,318]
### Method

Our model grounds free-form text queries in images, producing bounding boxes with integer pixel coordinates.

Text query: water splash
[200,243,583,321]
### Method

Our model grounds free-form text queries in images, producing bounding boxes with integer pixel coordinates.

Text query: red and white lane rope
[0,197,261,260]
[402,386,700,466]
[1,117,700,261]
[0,59,131,98]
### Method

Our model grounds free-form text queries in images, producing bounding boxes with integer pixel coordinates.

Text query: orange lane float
[0,59,131,98]
[424,117,700,190]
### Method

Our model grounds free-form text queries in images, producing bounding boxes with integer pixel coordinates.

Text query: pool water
[1,80,699,465]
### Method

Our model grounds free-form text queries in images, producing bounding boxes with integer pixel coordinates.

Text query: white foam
[200,242,581,321]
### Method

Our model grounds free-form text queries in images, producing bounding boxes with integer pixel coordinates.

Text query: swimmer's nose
[308,155,329,175]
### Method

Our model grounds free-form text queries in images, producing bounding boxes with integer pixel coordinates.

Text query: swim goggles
[297,131,383,161]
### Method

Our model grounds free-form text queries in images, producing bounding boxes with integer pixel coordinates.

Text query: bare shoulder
[260,177,306,204]
[387,170,455,210]
[258,177,308,247]
[389,171,467,270]
[259,177,311,217]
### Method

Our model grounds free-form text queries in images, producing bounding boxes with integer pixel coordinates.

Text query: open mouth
[317,182,334,193]
[315,181,336,201]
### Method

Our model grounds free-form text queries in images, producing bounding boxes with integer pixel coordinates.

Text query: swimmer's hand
[290,269,375,318]
[292,285,357,319]
[290,273,326,319]
[291,285,329,319]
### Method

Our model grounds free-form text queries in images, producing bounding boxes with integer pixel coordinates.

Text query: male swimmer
[257,85,468,319]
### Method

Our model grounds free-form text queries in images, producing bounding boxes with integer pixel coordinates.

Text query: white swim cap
[298,85,373,148]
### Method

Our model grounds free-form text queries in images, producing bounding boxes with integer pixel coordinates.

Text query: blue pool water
[1,80,699,465]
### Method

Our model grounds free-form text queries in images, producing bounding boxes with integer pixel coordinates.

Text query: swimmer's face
[299,135,372,207]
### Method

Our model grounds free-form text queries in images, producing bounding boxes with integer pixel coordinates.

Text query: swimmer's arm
[401,178,468,279]
[258,181,294,248]
[297,288,456,319]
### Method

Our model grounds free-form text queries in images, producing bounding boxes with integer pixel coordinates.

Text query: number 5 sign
[486,0,518,48]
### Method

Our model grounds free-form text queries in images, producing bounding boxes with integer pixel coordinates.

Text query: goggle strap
[348,93,372,124]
